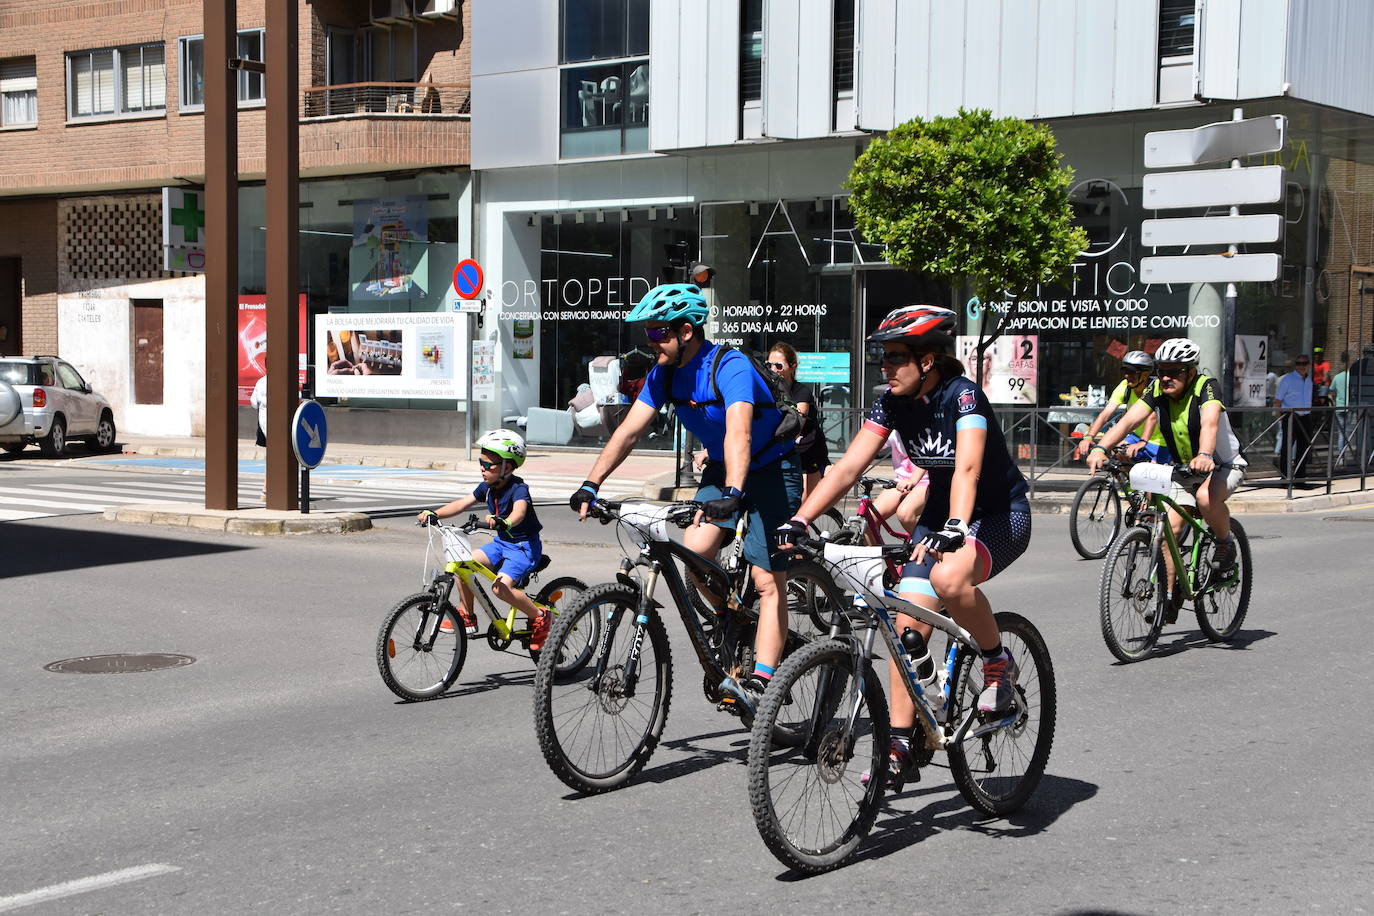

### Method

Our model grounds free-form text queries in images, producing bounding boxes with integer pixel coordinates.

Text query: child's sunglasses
[478,458,501,470]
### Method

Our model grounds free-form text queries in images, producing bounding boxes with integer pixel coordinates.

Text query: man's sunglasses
[478,458,501,470]
[1157,363,1190,378]
[1296,360,1310,366]
[644,326,675,343]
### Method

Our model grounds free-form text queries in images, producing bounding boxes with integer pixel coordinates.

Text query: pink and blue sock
[753,663,775,682]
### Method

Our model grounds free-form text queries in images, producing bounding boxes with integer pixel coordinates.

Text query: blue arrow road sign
[292,400,328,469]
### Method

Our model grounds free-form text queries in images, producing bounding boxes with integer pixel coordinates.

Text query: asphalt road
[2,506,1372,914]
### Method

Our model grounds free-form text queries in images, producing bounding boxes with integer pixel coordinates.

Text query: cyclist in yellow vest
[1086,338,1246,571]
[1073,350,1170,463]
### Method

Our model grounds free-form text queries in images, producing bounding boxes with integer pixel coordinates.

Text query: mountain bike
[376,515,594,701]
[532,499,847,794]
[1099,463,1253,663]
[1069,448,1153,559]
[746,534,1056,874]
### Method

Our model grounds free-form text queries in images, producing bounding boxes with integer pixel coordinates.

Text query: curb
[102,504,373,535]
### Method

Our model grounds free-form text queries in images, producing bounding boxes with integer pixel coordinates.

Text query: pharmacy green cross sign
[171,192,206,243]
[162,187,208,273]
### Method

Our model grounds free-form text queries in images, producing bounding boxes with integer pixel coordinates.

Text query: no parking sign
[452,259,484,300]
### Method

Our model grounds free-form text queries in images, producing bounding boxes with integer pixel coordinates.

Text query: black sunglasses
[1296,360,1310,366]
[1157,363,1190,377]
[880,351,914,367]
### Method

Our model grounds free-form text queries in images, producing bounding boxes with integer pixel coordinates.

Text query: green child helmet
[625,283,709,327]
[475,428,526,468]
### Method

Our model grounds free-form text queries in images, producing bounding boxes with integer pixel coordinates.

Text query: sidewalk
[101,434,1374,517]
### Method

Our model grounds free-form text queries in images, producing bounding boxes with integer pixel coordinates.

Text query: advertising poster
[471,340,496,402]
[957,334,1038,405]
[350,196,429,302]
[796,352,849,385]
[315,312,466,399]
[1234,335,1269,407]
[237,295,308,406]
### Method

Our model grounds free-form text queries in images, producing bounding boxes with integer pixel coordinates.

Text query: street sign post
[1142,214,1282,247]
[1141,110,1289,403]
[1143,165,1284,209]
[1140,253,1280,285]
[1144,114,1286,169]
[292,399,328,469]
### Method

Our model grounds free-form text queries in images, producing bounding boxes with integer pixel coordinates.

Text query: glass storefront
[237,169,470,410]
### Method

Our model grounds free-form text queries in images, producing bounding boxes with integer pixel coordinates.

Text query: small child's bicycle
[376,515,595,701]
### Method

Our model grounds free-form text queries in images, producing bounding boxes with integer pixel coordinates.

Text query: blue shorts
[697,452,802,572]
[477,538,543,586]
[1123,433,1171,464]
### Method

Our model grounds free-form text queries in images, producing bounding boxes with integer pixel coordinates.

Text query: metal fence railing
[669,404,1374,499]
[301,81,470,119]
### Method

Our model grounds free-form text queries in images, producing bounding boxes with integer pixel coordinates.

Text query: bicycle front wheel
[375,593,467,701]
[948,611,1056,817]
[1099,526,1165,662]
[1070,476,1122,559]
[748,639,889,875]
[532,582,672,794]
[783,559,850,639]
[1195,518,1252,641]
[533,575,594,674]
[806,508,847,542]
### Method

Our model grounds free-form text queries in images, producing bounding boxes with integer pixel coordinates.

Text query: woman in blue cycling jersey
[779,304,1032,788]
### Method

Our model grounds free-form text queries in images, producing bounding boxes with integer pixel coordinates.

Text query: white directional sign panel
[1144,115,1286,168]
[1140,253,1280,285]
[1143,165,1284,210]
[1142,214,1282,247]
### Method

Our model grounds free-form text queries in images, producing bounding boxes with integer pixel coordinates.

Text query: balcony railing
[301,81,470,119]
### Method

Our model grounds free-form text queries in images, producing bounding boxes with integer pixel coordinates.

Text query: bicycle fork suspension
[591,561,662,699]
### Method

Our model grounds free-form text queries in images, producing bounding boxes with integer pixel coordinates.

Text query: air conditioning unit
[417,0,458,18]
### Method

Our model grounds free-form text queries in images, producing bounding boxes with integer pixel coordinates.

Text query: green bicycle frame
[1142,492,1220,601]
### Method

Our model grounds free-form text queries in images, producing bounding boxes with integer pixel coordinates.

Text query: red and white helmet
[867,305,958,350]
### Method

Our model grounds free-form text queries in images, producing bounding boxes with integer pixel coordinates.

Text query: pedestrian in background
[250,365,269,500]
[767,342,829,498]
[1274,354,1315,487]
[1330,351,1350,458]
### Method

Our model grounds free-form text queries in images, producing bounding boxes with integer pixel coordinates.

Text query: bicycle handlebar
[857,475,897,494]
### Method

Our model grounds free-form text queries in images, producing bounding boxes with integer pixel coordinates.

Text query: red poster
[237,295,308,405]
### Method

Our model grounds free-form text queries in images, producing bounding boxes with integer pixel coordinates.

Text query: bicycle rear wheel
[533,576,594,674]
[747,639,888,875]
[1099,526,1165,662]
[532,582,672,794]
[806,508,847,542]
[375,593,467,701]
[948,611,1056,817]
[1070,476,1122,559]
[1195,518,1252,641]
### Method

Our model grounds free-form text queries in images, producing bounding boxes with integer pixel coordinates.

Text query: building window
[67,43,166,119]
[832,0,854,94]
[178,29,265,111]
[1,57,38,127]
[559,0,649,158]
[1158,0,1195,58]
[741,0,762,105]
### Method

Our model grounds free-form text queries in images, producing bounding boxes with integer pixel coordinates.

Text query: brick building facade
[0,0,471,437]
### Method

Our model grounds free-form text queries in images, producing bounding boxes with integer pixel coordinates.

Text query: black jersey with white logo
[864,375,1029,525]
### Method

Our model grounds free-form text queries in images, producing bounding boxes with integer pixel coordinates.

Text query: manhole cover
[44,653,195,674]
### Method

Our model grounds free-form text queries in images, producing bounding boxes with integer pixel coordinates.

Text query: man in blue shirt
[570,283,801,714]
[1274,353,1315,485]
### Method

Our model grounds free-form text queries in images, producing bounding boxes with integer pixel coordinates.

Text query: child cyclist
[777,305,1032,789]
[868,429,928,539]
[416,429,551,650]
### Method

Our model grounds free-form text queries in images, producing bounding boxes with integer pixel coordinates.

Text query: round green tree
[846,109,1087,377]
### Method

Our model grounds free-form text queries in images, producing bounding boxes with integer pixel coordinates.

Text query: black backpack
[663,345,806,460]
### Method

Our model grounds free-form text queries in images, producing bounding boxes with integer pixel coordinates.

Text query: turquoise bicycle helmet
[625,283,709,326]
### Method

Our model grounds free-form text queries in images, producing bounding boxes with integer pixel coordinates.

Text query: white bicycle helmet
[475,428,527,468]
[1153,338,1200,365]
[1121,350,1155,372]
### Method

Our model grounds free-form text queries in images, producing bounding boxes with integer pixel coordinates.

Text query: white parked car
[0,356,117,457]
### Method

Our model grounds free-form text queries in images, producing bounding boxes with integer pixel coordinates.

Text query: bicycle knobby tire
[1194,518,1252,641]
[532,581,673,794]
